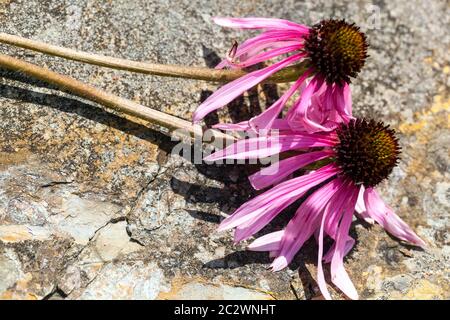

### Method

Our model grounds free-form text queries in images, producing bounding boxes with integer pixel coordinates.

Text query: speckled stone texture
[0,0,448,300]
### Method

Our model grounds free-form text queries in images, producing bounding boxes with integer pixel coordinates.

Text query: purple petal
[330,184,359,300]
[249,69,312,132]
[364,188,426,247]
[193,53,304,123]
[271,177,343,271]
[249,150,333,190]
[213,17,310,33]
[204,132,337,161]
[287,75,336,133]
[247,230,284,252]
[218,164,340,239]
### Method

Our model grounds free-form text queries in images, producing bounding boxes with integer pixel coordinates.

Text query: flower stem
[0,32,309,83]
[0,53,235,143]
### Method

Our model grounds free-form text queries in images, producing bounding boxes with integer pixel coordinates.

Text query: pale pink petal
[317,197,333,300]
[323,237,355,264]
[355,185,375,224]
[247,230,284,252]
[203,132,337,161]
[215,31,304,70]
[333,83,353,122]
[271,177,343,271]
[318,181,357,264]
[193,53,304,123]
[287,75,337,133]
[249,69,312,132]
[218,164,340,238]
[213,17,309,33]
[249,150,333,190]
[212,121,251,131]
[364,188,426,247]
[224,44,303,69]
[330,184,359,300]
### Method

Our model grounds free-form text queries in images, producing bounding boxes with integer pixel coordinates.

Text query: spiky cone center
[304,19,368,84]
[334,118,401,187]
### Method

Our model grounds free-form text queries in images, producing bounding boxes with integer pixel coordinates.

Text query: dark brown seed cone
[304,19,369,84]
[335,118,401,187]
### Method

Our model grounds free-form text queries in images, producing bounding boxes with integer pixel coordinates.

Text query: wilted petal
[218,164,340,240]
[287,75,337,133]
[271,177,343,271]
[204,132,337,161]
[213,17,309,33]
[193,54,304,123]
[249,150,332,190]
[247,230,284,252]
[249,69,312,132]
[364,188,426,247]
[330,184,359,300]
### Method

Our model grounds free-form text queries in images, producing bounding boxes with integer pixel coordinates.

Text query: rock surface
[0,0,448,300]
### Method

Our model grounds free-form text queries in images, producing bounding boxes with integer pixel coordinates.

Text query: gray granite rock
[0,0,448,299]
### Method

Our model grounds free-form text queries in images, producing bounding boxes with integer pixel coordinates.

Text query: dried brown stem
[0,32,309,83]
[0,53,235,144]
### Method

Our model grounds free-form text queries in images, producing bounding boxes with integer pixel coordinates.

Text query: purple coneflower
[193,17,368,133]
[205,118,425,300]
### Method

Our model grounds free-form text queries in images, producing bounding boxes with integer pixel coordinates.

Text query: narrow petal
[218,164,340,238]
[355,185,375,224]
[216,31,305,70]
[204,132,337,162]
[249,150,333,190]
[193,53,304,123]
[364,188,426,247]
[212,121,251,131]
[213,17,309,33]
[271,177,343,271]
[287,75,336,133]
[224,44,303,69]
[249,69,312,132]
[333,83,353,122]
[317,197,333,300]
[247,230,284,252]
[330,184,359,300]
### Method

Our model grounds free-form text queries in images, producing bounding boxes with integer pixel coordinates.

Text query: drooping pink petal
[212,121,251,131]
[355,185,375,224]
[193,53,304,123]
[204,132,337,161]
[317,196,333,300]
[213,17,310,33]
[249,150,333,190]
[218,164,340,238]
[322,236,355,264]
[271,177,343,271]
[333,83,353,123]
[364,188,426,247]
[223,44,303,69]
[330,184,359,300]
[215,30,305,70]
[249,69,312,132]
[247,230,284,252]
[287,75,338,133]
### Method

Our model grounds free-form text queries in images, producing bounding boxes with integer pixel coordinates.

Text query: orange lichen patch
[0,150,31,169]
[398,95,449,180]
[398,95,449,136]
[0,225,52,243]
[387,279,447,300]
[0,273,38,300]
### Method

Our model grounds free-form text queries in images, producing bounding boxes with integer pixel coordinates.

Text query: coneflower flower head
[194,17,369,134]
[335,119,400,187]
[304,19,368,84]
[206,117,424,300]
